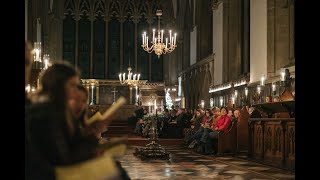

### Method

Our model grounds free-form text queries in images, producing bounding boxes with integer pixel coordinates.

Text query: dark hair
[38,62,79,106]
[77,85,88,99]
[36,62,79,135]
[205,108,213,116]
[220,106,228,112]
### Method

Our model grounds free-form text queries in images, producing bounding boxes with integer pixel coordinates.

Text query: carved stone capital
[212,0,223,11]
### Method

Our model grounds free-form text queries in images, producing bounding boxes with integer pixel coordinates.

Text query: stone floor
[118,145,295,180]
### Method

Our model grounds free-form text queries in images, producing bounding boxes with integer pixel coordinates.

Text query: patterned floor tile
[229,161,249,165]
[272,173,295,178]
[194,159,213,162]
[247,167,271,171]
[120,145,294,179]
[207,163,229,168]
[223,170,248,175]
[215,157,233,160]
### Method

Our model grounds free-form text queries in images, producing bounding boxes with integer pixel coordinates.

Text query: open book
[85,96,126,126]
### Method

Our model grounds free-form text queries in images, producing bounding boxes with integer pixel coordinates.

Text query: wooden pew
[215,120,238,155]
[237,107,250,154]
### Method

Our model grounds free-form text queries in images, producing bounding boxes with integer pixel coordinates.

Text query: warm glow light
[119,67,143,86]
[280,68,285,81]
[245,87,248,97]
[272,83,276,92]
[141,10,177,58]
[261,75,265,86]
[257,86,261,94]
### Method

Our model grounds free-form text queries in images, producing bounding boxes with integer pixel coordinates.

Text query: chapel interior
[25,0,295,179]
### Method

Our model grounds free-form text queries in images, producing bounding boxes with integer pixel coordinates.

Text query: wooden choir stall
[248,99,295,172]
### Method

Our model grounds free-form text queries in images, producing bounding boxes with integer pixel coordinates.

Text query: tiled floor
[118,145,295,180]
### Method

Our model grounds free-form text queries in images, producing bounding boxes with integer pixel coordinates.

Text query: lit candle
[169,30,172,43]
[154,38,157,43]
[220,97,223,107]
[257,86,261,94]
[272,83,276,92]
[148,102,151,114]
[142,34,144,45]
[122,73,126,81]
[281,71,285,81]
[154,99,157,114]
[245,87,248,97]
[261,75,265,86]
[119,74,122,82]
[91,85,95,104]
[232,96,235,105]
[161,30,164,42]
[165,38,168,48]
[152,29,155,42]
[133,74,136,81]
[146,36,148,47]
[137,74,140,81]
[25,84,31,93]
[44,59,48,69]
[234,90,238,98]
[174,33,177,45]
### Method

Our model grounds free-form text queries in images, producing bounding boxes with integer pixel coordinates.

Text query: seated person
[187,109,213,146]
[205,107,232,153]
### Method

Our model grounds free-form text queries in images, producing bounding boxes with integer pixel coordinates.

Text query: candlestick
[245,87,248,97]
[261,75,265,86]
[272,83,276,92]
[91,85,94,105]
[280,68,285,81]
[119,74,122,82]
[152,29,155,42]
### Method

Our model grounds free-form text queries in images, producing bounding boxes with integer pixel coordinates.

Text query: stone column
[212,1,223,85]
[250,0,267,83]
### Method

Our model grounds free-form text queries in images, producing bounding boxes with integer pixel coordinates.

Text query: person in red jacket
[213,107,232,134]
[204,107,232,154]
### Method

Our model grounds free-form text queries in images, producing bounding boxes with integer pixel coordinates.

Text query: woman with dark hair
[205,106,232,154]
[27,62,100,165]
[187,109,213,148]
[25,42,56,180]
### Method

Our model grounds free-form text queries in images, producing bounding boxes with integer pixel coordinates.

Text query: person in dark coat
[25,41,55,180]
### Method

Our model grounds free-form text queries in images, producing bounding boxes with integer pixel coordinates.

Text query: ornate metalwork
[134,115,170,160]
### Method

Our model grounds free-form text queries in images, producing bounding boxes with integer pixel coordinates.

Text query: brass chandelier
[141,10,177,58]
